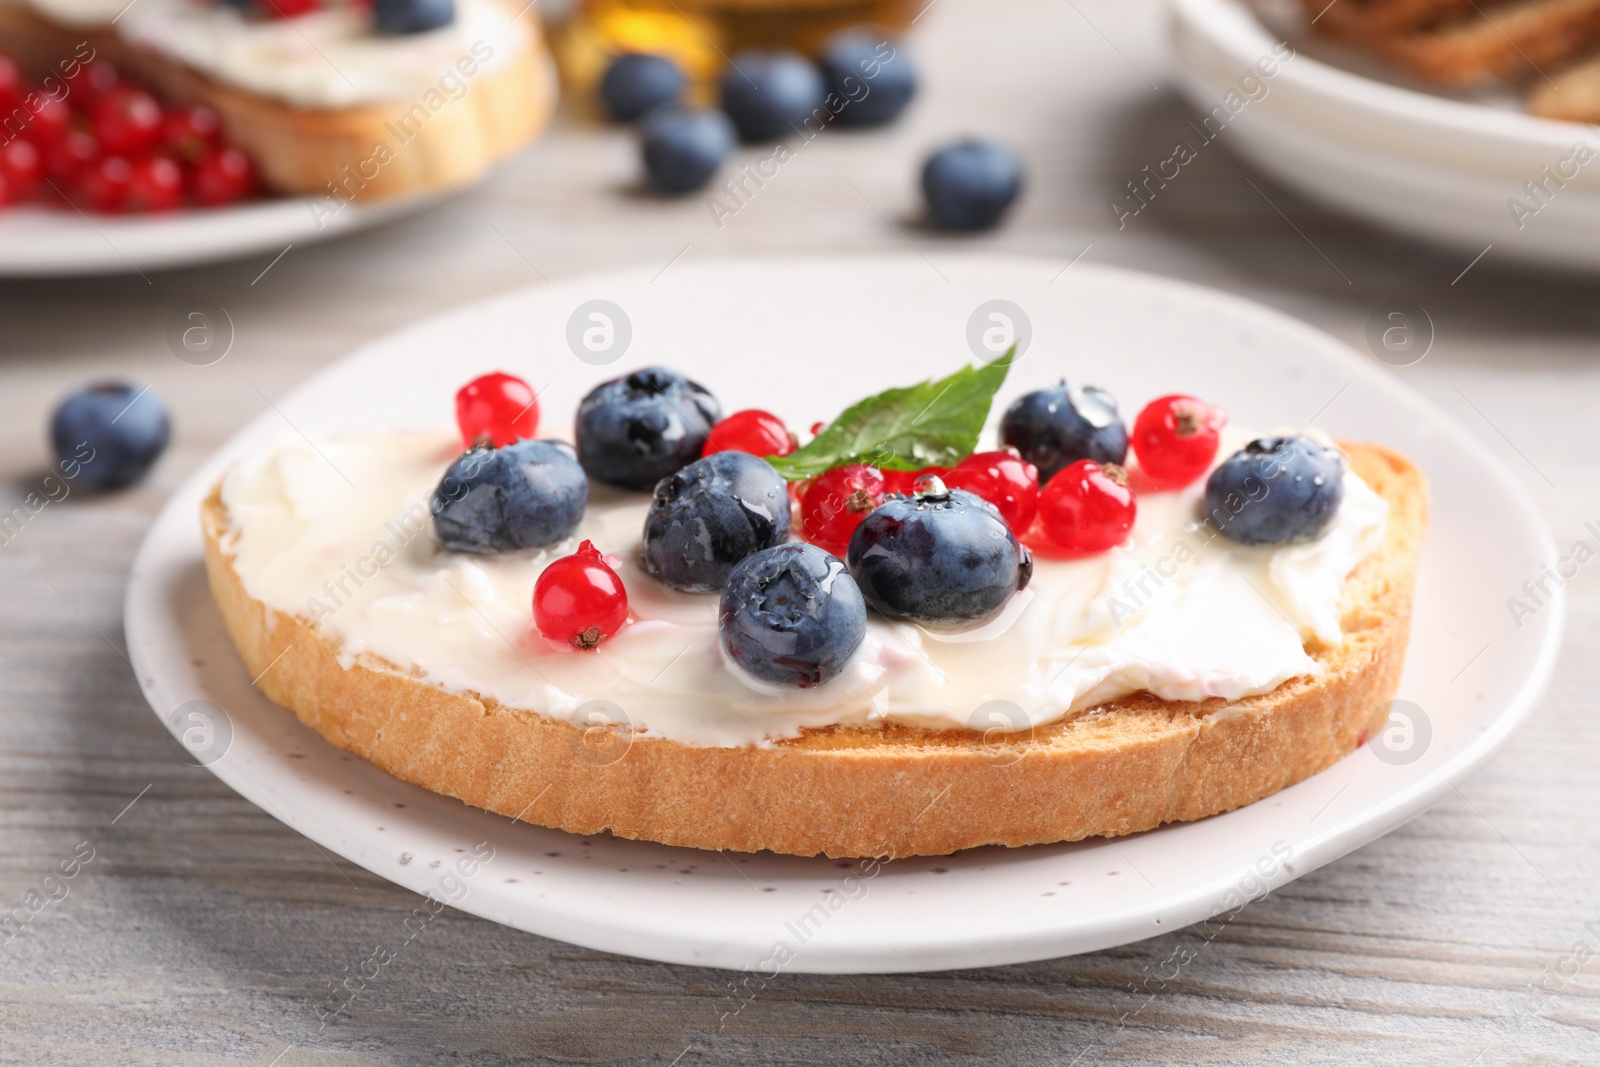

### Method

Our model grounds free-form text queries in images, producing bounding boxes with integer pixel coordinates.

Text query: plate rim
[124,253,1566,972]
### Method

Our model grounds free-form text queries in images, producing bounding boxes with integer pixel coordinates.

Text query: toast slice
[200,442,1426,859]
[1314,0,1600,86]
[1308,0,1506,40]
[0,1,554,200]
[1527,51,1600,117]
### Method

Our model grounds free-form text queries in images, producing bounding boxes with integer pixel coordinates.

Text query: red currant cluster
[763,393,1227,558]
[0,53,258,213]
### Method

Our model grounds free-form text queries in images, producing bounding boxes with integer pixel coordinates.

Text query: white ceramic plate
[0,193,440,277]
[1169,0,1600,270]
[125,255,1562,974]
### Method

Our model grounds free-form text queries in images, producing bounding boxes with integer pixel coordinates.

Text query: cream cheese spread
[218,427,1388,748]
[20,0,528,108]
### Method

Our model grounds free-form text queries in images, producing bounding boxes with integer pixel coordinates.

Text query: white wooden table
[2,1,1596,1062]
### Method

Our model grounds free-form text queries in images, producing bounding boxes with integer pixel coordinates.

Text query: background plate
[1169,0,1600,270]
[124,255,1561,974]
[0,192,441,277]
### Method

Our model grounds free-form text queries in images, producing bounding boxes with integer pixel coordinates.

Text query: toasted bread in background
[201,442,1426,860]
[0,1,554,200]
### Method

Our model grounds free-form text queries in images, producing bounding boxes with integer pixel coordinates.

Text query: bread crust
[0,1,553,199]
[200,443,1426,859]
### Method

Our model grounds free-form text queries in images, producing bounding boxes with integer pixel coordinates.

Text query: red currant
[945,450,1040,532]
[190,146,255,206]
[125,155,182,212]
[44,130,99,184]
[1039,460,1136,553]
[800,464,885,556]
[262,0,320,16]
[456,371,539,448]
[160,103,221,164]
[533,540,629,651]
[880,465,947,496]
[22,93,70,144]
[0,139,42,201]
[63,58,120,106]
[702,409,793,458]
[91,86,162,157]
[77,155,132,213]
[0,55,20,112]
[1131,394,1227,491]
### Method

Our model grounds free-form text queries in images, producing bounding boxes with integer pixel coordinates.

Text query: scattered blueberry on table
[719,49,826,143]
[820,31,916,128]
[50,382,170,490]
[638,108,736,194]
[719,542,867,688]
[600,52,685,123]
[921,139,1024,230]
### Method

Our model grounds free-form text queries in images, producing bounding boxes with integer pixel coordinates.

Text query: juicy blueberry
[639,108,736,194]
[719,542,867,688]
[1000,381,1128,482]
[575,366,722,490]
[1205,435,1346,545]
[847,482,1032,626]
[720,50,825,142]
[431,440,588,554]
[373,0,454,35]
[600,52,684,122]
[921,140,1023,230]
[640,451,791,593]
[820,32,916,128]
[51,382,170,490]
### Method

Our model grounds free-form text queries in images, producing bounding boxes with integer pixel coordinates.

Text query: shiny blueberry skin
[1205,435,1346,545]
[1000,381,1128,482]
[600,52,684,122]
[719,542,867,688]
[373,0,454,35]
[720,50,825,142]
[820,32,916,128]
[641,451,791,593]
[846,487,1032,626]
[431,440,588,554]
[575,366,722,490]
[50,382,170,490]
[639,108,736,194]
[921,140,1023,230]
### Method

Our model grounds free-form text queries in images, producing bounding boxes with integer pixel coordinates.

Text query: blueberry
[847,482,1031,626]
[431,440,587,554]
[600,52,684,123]
[638,108,736,194]
[820,32,916,128]
[640,451,791,593]
[921,140,1023,230]
[576,366,721,491]
[373,0,453,35]
[720,542,866,688]
[1205,436,1346,545]
[50,382,170,490]
[720,50,825,142]
[1000,381,1128,482]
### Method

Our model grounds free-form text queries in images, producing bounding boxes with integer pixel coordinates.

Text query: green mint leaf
[767,346,1016,481]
